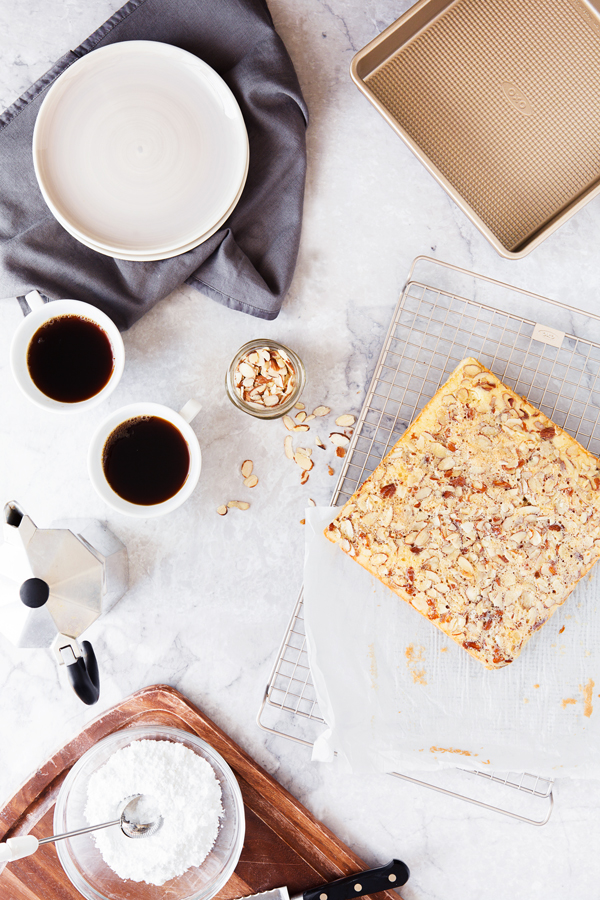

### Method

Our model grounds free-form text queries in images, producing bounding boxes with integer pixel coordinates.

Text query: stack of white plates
[33,41,249,261]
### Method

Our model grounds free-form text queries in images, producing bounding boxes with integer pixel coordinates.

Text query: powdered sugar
[85,738,223,885]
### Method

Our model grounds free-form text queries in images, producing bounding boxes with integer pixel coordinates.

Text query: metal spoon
[0,793,163,863]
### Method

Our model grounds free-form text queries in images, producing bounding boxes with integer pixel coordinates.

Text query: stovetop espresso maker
[0,501,128,704]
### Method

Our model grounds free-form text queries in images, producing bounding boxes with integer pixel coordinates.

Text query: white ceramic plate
[33,41,248,257]
[70,151,249,261]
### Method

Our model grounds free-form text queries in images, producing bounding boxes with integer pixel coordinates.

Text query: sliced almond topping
[228,501,250,510]
[313,406,330,417]
[216,505,228,516]
[457,556,475,577]
[305,414,316,422]
[430,442,451,458]
[437,457,455,471]
[294,424,310,432]
[300,470,310,485]
[244,474,259,488]
[295,411,307,423]
[308,498,316,506]
[329,432,350,447]
[335,414,356,427]
[315,435,326,449]
[241,459,253,478]
[295,402,305,410]
[464,363,482,377]
[336,446,346,458]
[284,435,294,459]
[283,415,296,431]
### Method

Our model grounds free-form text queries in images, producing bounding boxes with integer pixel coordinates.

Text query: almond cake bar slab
[325,358,600,669]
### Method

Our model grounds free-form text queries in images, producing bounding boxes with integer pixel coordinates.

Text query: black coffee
[27,315,114,403]
[102,416,190,505]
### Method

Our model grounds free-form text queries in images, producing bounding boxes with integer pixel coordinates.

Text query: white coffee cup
[88,400,202,517]
[10,291,124,413]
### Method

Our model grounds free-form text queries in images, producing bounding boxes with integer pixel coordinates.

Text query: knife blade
[235,859,410,900]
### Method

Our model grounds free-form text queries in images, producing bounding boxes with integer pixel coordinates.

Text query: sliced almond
[216,505,228,516]
[313,406,330,417]
[300,518,306,525]
[336,446,346,458]
[284,435,294,459]
[244,474,259,488]
[315,435,326,449]
[241,459,253,478]
[437,457,455,471]
[294,424,310,432]
[463,363,482,377]
[300,470,310,485]
[329,432,350,447]
[457,556,475,577]
[308,498,316,506]
[335,414,356,427]
[305,414,316,422]
[295,411,307,423]
[227,501,250,510]
[328,465,335,476]
[283,415,296,431]
[294,451,314,471]
[295,402,305,410]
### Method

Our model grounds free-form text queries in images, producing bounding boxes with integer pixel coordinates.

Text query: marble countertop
[2,1,600,898]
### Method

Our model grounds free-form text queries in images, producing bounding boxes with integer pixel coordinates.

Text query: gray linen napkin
[0,0,307,328]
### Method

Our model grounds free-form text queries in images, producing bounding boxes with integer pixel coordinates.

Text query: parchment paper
[304,508,600,778]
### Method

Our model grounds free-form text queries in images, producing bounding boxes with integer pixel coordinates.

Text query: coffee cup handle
[24,290,46,312]
[179,400,201,424]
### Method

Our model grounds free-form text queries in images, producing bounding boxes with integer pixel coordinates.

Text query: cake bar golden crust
[325,358,600,669]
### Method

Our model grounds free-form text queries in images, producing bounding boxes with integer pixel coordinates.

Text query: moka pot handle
[55,638,100,705]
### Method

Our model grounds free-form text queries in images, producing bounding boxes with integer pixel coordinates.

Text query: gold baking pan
[351,0,600,258]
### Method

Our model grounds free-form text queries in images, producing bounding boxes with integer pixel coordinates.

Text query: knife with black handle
[235,859,410,900]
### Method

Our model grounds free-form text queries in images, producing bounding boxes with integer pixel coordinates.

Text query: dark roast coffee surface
[102,416,190,505]
[27,315,114,402]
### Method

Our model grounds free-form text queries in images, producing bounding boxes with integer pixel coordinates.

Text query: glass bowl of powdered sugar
[53,725,245,900]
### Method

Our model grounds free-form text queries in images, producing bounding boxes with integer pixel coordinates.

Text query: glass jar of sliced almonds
[226,339,306,418]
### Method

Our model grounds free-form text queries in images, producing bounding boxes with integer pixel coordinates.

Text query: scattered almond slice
[241,459,253,478]
[300,518,306,524]
[294,451,314,471]
[313,406,330,417]
[328,465,335,476]
[295,411,307,423]
[284,435,294,459]
[294,424,310,432]
[308,498,316,506]
[216,505,228,516]
[295,402,305,410]
[329,432,350,447]
[335,414,356,427]
[283,415,296,431]
[244,475,259,488]
[305,414,316,422]
[228,500,250,510]
[300,470,310,485]
[315,435,326,449]
[336,446,347,458]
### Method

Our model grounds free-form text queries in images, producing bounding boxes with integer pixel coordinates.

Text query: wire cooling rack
[258,256,600,825]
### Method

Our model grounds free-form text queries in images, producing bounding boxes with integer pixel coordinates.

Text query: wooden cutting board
[0,685,405,900]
